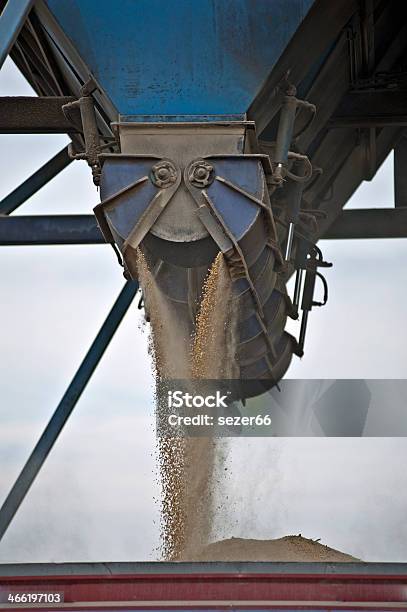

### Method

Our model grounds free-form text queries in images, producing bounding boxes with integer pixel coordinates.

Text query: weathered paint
[44,0,315,118]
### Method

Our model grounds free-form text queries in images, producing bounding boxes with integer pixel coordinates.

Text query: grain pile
[190,535,360,562]
[137,248,237,560]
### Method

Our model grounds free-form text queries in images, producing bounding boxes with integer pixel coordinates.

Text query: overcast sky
[0,57,406,563]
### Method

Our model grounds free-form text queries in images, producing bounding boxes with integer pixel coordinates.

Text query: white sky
[0,57,406,563]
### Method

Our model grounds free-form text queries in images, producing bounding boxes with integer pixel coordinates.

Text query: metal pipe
[293,268,303,311]
[284,157,308,262]
[0,280,138,542]
[284,222,295,261]
[274,95,298,166]
[0,0,34,69]
[298,263,318,352]
[299,310,309,352]
[271,95,298,185]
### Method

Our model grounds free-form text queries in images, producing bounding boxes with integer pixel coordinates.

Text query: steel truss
[0,0,138,544]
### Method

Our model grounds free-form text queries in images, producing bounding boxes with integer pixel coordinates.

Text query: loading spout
[86,114,327,398]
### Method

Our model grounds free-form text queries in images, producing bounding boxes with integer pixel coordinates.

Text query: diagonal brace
[0,280,139,543]
[0,0,34,70]
[0,146,72,215]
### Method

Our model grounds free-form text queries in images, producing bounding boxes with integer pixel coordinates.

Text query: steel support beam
[0,215,104,245]
[309,125,401,239]
[0,96,77,133]
[1,211,406,245]
[0,280,139,543]
[248,0,358,135]
[322,207,407,239]
[394,136,407,208]
[330,90,407,128]
[0,147,73,215]
[0,0,34,69]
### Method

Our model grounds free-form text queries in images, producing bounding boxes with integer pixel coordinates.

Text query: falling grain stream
[137,249,237,560]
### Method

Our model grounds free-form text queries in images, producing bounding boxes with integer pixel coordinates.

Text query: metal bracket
[293,244,332,355]
[269,84,316,187]
[62,79,117,186]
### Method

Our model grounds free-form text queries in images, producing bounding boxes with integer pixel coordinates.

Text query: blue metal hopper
[44,0,314,120]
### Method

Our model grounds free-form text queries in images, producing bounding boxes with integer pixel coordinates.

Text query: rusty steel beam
[0,96,77,133]
[322,207,407,239]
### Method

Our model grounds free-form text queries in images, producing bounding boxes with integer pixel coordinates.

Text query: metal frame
[1,0,407,547]
[0,2,135,544]
[0,146,72,214]
[0,96,77,133]
[0,0,34,69]
[1,210,407,246]
[0,280,138,542]
[253,0,407,241]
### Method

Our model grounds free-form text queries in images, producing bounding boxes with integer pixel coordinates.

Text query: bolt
[157,167,169,180]
[151,161,177,188]
[188,160,214,188]
[196,167,207,179]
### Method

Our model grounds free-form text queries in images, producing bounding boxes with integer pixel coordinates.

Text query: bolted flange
[151,160,178,188]
[187,160,214,188]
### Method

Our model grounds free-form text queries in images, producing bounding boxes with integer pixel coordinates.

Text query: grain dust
[191,252,238,380]
[136,248,237,560]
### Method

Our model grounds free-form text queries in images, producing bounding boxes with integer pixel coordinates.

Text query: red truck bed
[0,561,407,611]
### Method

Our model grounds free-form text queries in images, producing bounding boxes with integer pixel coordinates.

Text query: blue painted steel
[0,147,72,215]
[0,281,138,542]
[0,215,104,245]
[98,156,264,249]
[206,158,262,240]
[120,114,246,123]
[99,157,158,243]
[45,0,315,118]
[0,0,34,69]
